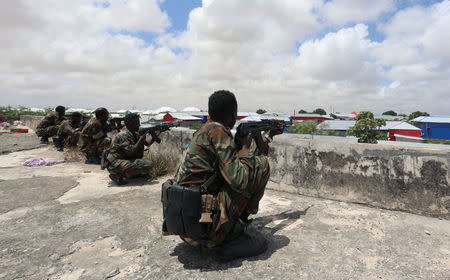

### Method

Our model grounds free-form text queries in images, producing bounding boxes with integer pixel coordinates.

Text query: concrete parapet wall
[20,115,44,131]
[153,128,450,219]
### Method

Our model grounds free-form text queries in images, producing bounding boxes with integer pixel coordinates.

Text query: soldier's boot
[109,174,125,185]
[40,137,49,144]
[215,219,267,263]
[216,232,268,263]
[85,156,101,164]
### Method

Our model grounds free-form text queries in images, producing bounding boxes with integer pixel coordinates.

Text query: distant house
[318,120,422,141]
[332,113,357,120]
[411,116,450,140]
[237,112,259,120]
[179,111,209,123]
[163,112,202,126]
[181,107,201,112]
[291,114,333,123]
[260,113,291,124]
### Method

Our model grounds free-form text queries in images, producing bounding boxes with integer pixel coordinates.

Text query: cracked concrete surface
[0,137,449,279]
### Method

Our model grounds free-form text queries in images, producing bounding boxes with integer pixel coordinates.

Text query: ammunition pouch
[161,180,205,239]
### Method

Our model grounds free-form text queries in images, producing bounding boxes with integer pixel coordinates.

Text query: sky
[1,0,449,115]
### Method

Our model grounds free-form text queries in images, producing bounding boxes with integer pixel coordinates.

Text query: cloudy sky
[1,0,449,114]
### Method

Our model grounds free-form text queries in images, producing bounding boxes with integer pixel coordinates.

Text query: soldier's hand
[269,120,285,138]
[137,134,147,146]
[144,134,153,145]
[238,133,252,150]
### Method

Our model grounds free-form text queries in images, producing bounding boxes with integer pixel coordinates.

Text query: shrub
[143,150,179,179]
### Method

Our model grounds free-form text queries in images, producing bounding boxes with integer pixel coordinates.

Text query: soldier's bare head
[55,106,65,116]
[124,113,140,132]
[70,112,82,124]
[208,90,238,129]
[94,107,109,123]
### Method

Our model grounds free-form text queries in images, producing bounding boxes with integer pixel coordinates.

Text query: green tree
[382,110,397,116]
[256,109,267,114]
[408,111,430,120]
[289,121,318,135]
[312,108,326,115]
[298,109,308,114]
[347,111,388,144]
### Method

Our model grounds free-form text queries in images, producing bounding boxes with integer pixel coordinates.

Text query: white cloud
[322,0,395,25]
[0,0,449,115]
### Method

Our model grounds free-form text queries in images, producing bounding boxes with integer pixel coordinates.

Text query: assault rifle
[138,122,179,144]
[234,119,285,154]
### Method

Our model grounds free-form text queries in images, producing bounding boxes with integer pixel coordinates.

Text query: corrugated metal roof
[238,112,259,117]
[388,122,421,130]
[240,116,262,122]
[319,120,420,131]
[168,113,202,121]
[411,116,450,123]
[181,107,201,112]
[260,113,291,122]
[319,120,355,130]
[332,113,356,119]
[293,114,332,118]
[394,134,424,141]
[181,111,209,116]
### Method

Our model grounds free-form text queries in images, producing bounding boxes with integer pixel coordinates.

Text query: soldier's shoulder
[114,129,132,142]
[45,112,57,119]
[86,117,99,126]
[202,121,231,141]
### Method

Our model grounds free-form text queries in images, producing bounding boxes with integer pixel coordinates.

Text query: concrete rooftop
[0,134,449,279]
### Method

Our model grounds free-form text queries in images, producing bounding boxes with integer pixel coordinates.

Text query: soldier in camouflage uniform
[173,90,283,262]
[36,106,66,144]
[80,107,113,164]
[53,112,83,151]
[105,113,160,185]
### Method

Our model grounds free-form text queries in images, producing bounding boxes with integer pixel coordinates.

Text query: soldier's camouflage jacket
[80,117,112,142]
[57,119,83,138]
[107,127,144,161]
[175,121,270,247]
[36,112,65,131]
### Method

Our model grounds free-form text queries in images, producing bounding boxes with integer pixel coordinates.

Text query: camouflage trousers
[63,132,81,147]
[80,137,111,158]
[197,155,270,248]
[58,132,81,148]
[36,126,59,138]
[107,159,153,179]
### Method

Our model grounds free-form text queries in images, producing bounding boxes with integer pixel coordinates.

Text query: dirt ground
[0,134,449,279]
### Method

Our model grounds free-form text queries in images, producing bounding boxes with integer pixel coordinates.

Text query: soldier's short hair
[208,90,237,122]
[55,106,65,113]
[94,107,109,118]
[70,112,82,119]
[124,113,140,124]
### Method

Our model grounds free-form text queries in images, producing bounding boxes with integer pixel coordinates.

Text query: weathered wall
[20,115,43,131]
[152,128,450,219]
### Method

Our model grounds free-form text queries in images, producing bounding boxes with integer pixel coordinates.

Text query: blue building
[411,116,450,140]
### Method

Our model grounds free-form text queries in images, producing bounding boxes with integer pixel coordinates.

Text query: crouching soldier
[162,90,283,262]
[80,107,112,164]
[53,112,83,151]
[104,113,158,185]
[36,106,66,144]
